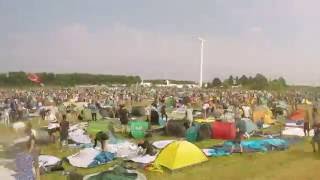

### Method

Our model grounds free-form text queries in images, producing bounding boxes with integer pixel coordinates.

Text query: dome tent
[154,141,208,170]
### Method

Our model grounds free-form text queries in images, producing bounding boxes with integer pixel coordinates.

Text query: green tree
[239,75,249,85]
[212,78,222,87]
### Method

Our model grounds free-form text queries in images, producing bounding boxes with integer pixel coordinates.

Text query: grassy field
[1,117,320,180]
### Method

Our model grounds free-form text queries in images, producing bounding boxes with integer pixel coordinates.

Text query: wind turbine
[198,37,206,88]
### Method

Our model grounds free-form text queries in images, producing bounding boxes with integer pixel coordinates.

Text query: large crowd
[1,86,320,179]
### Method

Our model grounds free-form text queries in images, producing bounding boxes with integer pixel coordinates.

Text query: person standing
[304,108,312,137]
[119,104,129,134]
[59,114,69,149]
[311,124,320,153]
[90,101,98,121]
[46,109,59,143]
[231,127,243,154]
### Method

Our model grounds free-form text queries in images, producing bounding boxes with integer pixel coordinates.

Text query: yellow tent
[154,141,208,170]
[253,106,275,124]
[302,99,312,105]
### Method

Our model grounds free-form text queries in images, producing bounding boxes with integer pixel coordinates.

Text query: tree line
[208,74,288,91]
[145,79,196,85]
[0,72,141,87]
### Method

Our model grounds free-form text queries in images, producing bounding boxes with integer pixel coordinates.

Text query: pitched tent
[211,121,236,140]
[166,119,188,137]
[252,106,275,124]
[288,109,305,121]
[129,120,149,139]
[154,141,208,170]
[243,119,258,134]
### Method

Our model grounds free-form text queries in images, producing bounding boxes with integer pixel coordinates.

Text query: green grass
[1,118,320,180]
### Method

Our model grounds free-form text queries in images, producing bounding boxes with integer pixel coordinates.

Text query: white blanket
[152,140,174,149]
[39,155,61,168]
[106,141,139,159]
[67,148,100,168]
[130,154,157,164]
[69,128,91,144]
[282,127,314,137]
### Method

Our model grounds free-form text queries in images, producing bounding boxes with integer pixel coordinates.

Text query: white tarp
[106,141,139,159]
[152,140,174,149]
[67,148,100,168]
[39,155,61,168]
[130,154,157,164]
[69,128,91,144]
[282,127,314,137]
[69,123,91,144]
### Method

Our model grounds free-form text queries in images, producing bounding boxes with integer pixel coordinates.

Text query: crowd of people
[1,86,320,179]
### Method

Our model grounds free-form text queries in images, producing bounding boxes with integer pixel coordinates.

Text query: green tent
[129,121,149,139]
[185,126,199,142]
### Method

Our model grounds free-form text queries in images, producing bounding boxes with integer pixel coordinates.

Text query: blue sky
[1,0,320,85]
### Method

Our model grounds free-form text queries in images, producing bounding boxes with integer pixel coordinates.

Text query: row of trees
[208,74,288,91]
[0,72,141,87]
[145,79,196,85]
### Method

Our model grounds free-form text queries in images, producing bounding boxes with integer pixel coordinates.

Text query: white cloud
[1,22,320,85]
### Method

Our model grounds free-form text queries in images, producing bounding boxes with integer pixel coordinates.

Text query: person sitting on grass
[93,131,109,151]
[311,124,320,153]
[137,138,156,156]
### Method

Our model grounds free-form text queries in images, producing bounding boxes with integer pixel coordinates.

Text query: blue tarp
[224,138,288,152]
[206,138,289,157]
[89,152,115,167]
[206,148,231,157]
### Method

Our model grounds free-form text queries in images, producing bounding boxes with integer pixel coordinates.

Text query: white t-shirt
[242,106,251,118]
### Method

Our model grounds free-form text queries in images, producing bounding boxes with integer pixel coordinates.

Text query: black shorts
[48,128,59,135]
[304,122,310,131]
